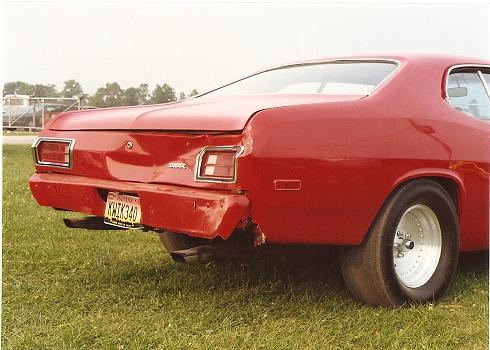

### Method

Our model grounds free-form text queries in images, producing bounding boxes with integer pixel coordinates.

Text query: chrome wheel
[393,204,442,288]
[340,179,458,306]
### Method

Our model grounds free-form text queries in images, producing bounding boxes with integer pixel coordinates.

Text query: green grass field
[2,144,488,349]
[3,131,39,136]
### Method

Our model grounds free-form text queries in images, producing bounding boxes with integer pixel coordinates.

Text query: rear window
[202,61,398,97]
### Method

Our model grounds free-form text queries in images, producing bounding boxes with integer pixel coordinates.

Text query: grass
[3,130,39,136]
[2,144,489,349]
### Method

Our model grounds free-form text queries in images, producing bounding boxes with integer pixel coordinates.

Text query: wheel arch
[392,168,465,212]
[359,169,464,246]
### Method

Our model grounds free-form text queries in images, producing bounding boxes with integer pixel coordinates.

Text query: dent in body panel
[30,173,251,240]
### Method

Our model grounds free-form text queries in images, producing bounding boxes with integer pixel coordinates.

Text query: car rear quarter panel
[239,61,489,251]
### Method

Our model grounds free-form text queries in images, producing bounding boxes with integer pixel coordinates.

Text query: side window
[483,72,490,89]
[446,69,490,120]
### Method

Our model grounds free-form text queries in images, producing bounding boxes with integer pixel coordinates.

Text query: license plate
[104,192,142,229]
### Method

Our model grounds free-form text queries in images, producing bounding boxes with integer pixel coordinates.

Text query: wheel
[158,231,209,253]
[339,179,459,307]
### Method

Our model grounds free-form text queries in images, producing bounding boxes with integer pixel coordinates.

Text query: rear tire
[339,179,459,307]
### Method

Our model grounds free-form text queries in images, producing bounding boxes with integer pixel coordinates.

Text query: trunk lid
[49,94,363,132]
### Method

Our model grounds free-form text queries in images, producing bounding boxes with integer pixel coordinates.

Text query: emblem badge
[126,141,133,150]
[169,162,187,169]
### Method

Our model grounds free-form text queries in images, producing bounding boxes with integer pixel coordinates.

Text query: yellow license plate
[104,192,142,228]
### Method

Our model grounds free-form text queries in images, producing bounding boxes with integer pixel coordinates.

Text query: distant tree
[3,81,33,96]
[188,89,199,97]
[104,83,124,106]
[88,82,123,107]
[150,83,176,104]
[31,84,58,97]
[3,81,59,97]
[179,92,186,100]
[61,79,84,98]
[137,84,150,105]
[122,87,140,106]
[87,88,104,107]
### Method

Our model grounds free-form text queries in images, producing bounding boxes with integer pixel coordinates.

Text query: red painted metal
[274,180,301,191]
[49,95,360,132]
[30,173,249,239]
[30,54,490,251]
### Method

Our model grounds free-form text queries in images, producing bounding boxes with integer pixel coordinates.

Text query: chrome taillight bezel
[32,137,76,168]
[194,145,244,183]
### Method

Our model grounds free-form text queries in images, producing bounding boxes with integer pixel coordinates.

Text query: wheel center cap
[404,240,415,250]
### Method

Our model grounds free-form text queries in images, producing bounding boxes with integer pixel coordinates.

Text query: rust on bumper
[29,173,250,239]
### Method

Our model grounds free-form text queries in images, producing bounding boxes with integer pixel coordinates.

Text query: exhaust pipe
[169,243,254,263]
[63,217,126,230]
[170,245,214,264]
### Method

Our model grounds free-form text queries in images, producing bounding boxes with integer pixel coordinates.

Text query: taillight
[195,146,244,183]
[32,138,75,168]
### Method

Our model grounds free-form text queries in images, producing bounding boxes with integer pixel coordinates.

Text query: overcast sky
[2,1,489,96]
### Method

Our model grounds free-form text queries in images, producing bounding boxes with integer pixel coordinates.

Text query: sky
[2,1,490,96]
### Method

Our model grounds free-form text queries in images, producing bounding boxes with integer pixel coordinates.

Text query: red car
[30,54,489,306]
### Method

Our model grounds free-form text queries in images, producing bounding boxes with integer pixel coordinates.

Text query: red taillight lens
[196,146,243,183]
[39,142,69,163]
[33,138,74,167]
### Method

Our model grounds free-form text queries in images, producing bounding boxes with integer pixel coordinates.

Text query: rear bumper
[29,173,250,239]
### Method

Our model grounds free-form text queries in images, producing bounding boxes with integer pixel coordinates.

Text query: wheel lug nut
[397,252,404,258]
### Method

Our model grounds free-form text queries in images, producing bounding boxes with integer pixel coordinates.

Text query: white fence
[2,96,82,131]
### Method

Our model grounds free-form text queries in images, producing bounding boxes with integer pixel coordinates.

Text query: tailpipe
[63,217,126,230]
[170,245,214,264]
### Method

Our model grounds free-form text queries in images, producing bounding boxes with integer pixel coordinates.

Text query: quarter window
[482,72,490,89]
[446,68,490,120]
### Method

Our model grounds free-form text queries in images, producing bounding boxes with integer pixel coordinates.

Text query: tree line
[2,80,199,107]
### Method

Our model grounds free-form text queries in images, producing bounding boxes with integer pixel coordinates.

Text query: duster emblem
[169,162,187,169]
[126,141,133,150]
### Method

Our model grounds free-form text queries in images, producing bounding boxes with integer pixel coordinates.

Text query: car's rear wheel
[159,231,209,256]
[339,179,459,307]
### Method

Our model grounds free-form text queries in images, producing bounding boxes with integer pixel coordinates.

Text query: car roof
[270,53,490,70]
